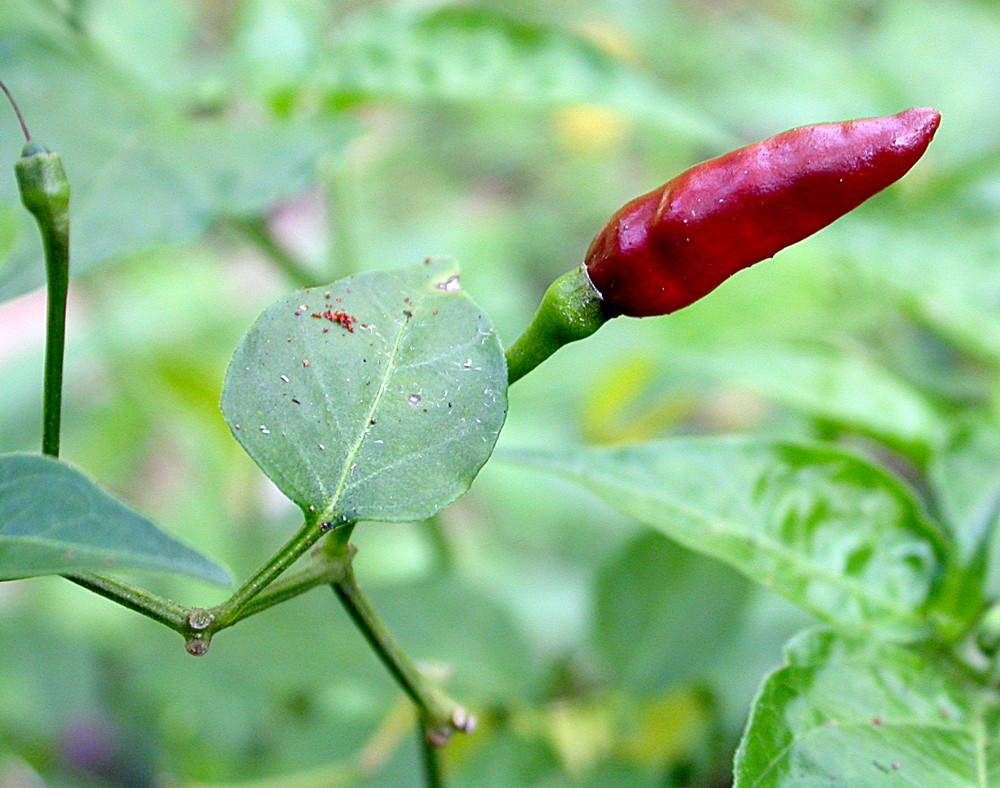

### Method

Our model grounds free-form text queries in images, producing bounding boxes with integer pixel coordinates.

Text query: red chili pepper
[584,108,941,318]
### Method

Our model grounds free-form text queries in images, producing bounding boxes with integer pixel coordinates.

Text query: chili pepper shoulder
[585,108,941,318]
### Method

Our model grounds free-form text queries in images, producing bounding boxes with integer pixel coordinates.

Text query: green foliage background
[0,0,997,785]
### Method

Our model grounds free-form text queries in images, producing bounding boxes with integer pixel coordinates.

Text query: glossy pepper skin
[584,108,941,318]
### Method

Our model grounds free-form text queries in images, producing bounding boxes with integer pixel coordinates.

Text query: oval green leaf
[0,453,229,583]
[735,628,1000,786]
[221,259,507,524]
[503,437,951,639]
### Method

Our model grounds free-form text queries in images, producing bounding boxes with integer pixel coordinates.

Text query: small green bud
[15,144,70,228]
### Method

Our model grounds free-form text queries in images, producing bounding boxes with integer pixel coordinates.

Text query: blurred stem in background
[229,216,318,288]
[323,149,363,278]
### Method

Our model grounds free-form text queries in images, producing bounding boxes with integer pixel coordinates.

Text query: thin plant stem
[504,267,607,385]
[210,518,329,629]
[41,225,69,456]
[230,216,317,288]
[326,526,471,754]
[215,553,344,630]
[421,514,455,573]
[65,572,190,632]
[418,718,444,788]
[323,153,361,277]
[3,79,70,456]
[0,80,31,141]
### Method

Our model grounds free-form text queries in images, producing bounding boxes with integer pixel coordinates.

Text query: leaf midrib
[561,465,930,628]
[319,310,410,524]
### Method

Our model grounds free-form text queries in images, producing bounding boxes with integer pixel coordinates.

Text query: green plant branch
[61,519,341,653]
[323,153,361,277]
[229,216,317,288]
[212,550,345,631]
[207,517,332,631]
[326,526,474,754]
[418,718,444,788]
[64,572,190,632]
[40,220,69,456]
[5,83,72,457]
[504,266,607,385]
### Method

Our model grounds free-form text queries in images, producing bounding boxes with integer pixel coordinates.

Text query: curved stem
[210,517,330,629]
[14,145,71,457]
[326,526,473,751]
[229,216,317,288]
[504,266,608,385]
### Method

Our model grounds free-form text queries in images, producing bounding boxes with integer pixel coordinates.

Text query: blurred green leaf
[311,5,733,145]
[221,260,507,521]
[81,0,198,96]
[677,343,947,460]
[845,220,1000,367]
[370,574,538,702]
[235,0,329,109]
[594,530,750,692]
[930,420,1000,561]
[503,438,949,639]
[735,628,1000,787]
[0,20,353,303]
[0,453,229,583]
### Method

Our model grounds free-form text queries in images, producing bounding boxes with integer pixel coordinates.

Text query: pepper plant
[1,3,999,786]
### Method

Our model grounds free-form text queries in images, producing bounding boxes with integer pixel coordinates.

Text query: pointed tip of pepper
[896,107,941,146]
[584,108,943,318]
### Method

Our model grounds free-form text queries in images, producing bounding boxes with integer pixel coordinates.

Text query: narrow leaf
[312,5,732,145]
[678,344,946,460]
[503,438,949,639]
[735,628,1000,786]
[0,454,229,583]
[221,259,507,523]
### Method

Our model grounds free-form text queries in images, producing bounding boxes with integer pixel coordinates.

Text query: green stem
[230,216,317,288]
[210,517,329,629]
[504,266,608,385]
[327,527,473,750]
[41,222,69,456]
[418,718,444,788]
[64,572,189,632]
[214,552,344,631]
[422,514,455,573]
[13,143,71,456]
[323,153,361,276]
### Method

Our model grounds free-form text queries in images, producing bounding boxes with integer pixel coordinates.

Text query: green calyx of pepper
[504,266,608,385]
